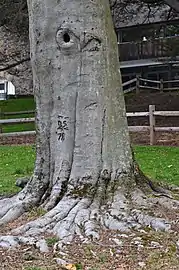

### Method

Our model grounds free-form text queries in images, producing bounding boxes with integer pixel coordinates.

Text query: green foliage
[75,263,83,270]
[45,237,59,247]
[98,254,108,263]
[24,267,42,270]
[27,207,47,218]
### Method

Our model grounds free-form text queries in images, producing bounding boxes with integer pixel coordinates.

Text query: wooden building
[115,6,179,83]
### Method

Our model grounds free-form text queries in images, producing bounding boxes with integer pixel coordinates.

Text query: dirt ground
[0,134,36,145]
[0,206,179,270]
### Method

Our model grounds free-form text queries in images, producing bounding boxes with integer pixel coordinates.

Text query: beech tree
[0,0,178,247]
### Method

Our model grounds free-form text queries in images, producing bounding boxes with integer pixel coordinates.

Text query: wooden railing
[0,117,35,136]
[119,36,179,61]
[122,77,179,93]
[1,105,179,145]
[122,78,137,94]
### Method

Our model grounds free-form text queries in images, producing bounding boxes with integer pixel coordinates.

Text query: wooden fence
[127,105,179,145]
[122,78,137,94]
[1,105,179,145]
[122,77,179,93]
[0,109,35,134]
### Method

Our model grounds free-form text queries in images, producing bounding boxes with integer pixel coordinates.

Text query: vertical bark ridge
[68,90,78,180]
[100,109,106,174]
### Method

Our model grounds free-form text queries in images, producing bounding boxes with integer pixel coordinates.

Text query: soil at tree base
[1,90,179,146]
[0,209,179,270]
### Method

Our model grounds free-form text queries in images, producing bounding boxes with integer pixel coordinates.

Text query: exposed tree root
[0,182,178,250]
[0,160,178,249]
[0,186,41,226]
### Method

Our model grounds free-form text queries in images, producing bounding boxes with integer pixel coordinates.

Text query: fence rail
[0,131,36,137]
[0,105,179,145]
[123,78,137,94]
[0,110,35,116]
[127,105,179,145]
[122,77,179,93]
[0,118,35,125]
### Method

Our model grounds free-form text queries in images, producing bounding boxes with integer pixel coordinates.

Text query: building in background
[114,3,179,82]
[0,79,15,100]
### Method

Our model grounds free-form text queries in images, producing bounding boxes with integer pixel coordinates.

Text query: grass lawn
[0,144,179,195]
[134,145,179,186]
[0,145,35,194]
[0,97,35,112]
[0,98,35,133]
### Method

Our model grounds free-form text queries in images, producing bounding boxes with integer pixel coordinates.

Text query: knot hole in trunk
[56,27,80,55]
[63,33,70,43]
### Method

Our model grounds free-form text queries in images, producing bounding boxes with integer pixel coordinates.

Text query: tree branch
[0,57,30,72]
[164,0,179,12]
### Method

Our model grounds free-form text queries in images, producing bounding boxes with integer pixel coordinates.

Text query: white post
[149,105,156,145]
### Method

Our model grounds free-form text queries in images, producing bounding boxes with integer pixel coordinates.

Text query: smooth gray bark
[27,0,133,209]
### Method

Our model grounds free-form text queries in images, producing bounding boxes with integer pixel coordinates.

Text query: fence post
[149,105,155,145]
[136,76,140,94]
[160,79,163,92]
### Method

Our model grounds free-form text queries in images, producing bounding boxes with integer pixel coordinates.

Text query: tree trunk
[0,0,177,247]
[26,0,134,210]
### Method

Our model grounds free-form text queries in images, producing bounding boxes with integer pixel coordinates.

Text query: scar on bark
[80,32,102,52]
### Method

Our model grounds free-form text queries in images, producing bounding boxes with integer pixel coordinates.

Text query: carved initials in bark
[56,115,69,142]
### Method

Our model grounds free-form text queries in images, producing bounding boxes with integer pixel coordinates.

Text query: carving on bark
[81,32,102,52]
[56,115,69,142]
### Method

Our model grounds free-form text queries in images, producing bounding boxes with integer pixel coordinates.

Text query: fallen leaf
[64,263,77,270]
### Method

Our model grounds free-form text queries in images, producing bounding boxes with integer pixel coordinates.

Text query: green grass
[3,123,35,133]
[134,145,179,186]
[0,98,35,133]
[0,98,35,112]
[0,145,179,195]
[0,145,35,194]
